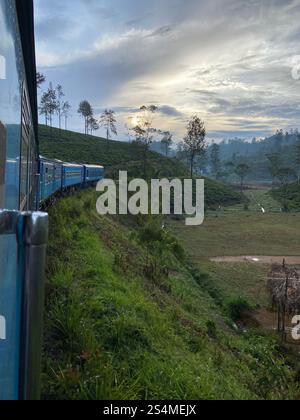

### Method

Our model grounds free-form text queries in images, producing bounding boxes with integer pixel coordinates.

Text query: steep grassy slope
[39,125,188,179]
[42,190,299,400]
[272,182,300,211]
[39,125,244,209]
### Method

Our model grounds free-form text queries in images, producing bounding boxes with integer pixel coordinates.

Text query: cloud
[159,105,183,118]
[34,0,300,139]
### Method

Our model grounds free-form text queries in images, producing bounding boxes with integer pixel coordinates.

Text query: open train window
[0,121,6,208]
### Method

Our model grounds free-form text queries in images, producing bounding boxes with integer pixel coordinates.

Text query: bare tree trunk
[143,145,148,179]
[190,155,194,178]
[106,129,109,150]
[240,176,244,193]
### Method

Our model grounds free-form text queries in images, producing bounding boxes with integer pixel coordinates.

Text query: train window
[0,121,6,208]
[0,0,24,210]
[28,130,36,208]
[66,170,82,178]
[19,86,31,210]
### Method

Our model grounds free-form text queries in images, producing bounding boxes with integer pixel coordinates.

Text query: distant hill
[39,125,188,179]
[205,131,300,184]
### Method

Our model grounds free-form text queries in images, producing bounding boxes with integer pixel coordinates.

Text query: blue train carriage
[39,156,63,204]
[0,0,48,400]
[84,164,104,185]
[62,162,85,189]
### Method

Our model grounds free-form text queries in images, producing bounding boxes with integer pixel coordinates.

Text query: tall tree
[176,141,189,164]
[266,153,281,187]
[235,163,250,193]
[39,84,57,127]
[195,152,208,176]
[99,109,117,146]
[183,116,206,177]
[56,84,65,130]
[36,72,46,89]
[39,91,50,125]
[130,105,158,178]
[210,143,221,179]
[62,101,71,130]
[275,129,284,150]
[276,167,297,189]
[78,100,93,134]
[160,131,173,157]
[88,116,99,135]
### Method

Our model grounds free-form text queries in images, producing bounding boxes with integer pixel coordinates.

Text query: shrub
[206,321,217,338]
[226,297,252,322]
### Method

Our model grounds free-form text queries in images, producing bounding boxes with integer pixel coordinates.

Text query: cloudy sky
[34,0,300,142]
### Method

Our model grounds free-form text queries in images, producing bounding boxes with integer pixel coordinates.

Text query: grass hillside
[39,125,188,179]
[39,125,243,209]
[272,182,300,211]
[42,190,299,400]
[204,178,243,208]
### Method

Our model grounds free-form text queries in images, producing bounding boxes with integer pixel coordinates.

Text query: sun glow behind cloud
[34,0,300,142]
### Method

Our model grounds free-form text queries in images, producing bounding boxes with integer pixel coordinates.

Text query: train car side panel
[84,164,104,183]
[62,164,84,188]
[0,0,30,400]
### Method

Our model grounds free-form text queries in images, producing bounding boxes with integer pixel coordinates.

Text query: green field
[231,188,281,213]
[171,211,300,257]
[170,189,300,316]
[199,261,270,307]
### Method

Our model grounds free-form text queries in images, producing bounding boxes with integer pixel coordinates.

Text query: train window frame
[19,83,32,211]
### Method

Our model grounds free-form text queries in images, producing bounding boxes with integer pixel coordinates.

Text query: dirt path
[211,256,300,265]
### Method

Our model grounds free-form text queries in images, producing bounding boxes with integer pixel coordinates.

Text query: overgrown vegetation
[272,181,300,212]
[42,190,300,400]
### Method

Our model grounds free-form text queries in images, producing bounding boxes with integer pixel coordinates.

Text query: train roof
[63,163,84,168]
[84,164,104,169]
[16,0,38,140]
[40,156,63,164]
